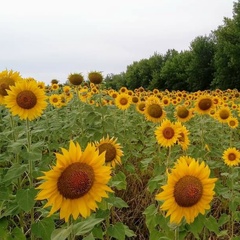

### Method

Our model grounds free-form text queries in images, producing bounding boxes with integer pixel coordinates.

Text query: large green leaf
[16,188,37,212]
[31,217,55,240]
[107,222,125,240]
[74,217,104,236]
[2,164,28,185]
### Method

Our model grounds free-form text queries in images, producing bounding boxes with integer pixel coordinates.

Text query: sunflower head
[68,73,84,86]
[195,95,214,114]
[144,100,166,123]
[222,147,240,166]
[115,93,132,110]
[227,117,238,129]
[36,140,113,222]
[156,156,217,224]
[4,80,47,120]
[0,69,22,103]
[175,105,193,122]
[88,71,103,84]
[155,119,181,148]
[216,107,232,123]
[95,135,123,168]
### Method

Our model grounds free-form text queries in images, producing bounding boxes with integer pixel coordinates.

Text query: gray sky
[0,0,235,84]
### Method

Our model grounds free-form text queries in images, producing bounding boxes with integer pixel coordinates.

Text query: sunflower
[49,94,62,108]
[156,156,217,224]
[36,141,113,222]
[144,99,166,123]
[195,95,214,115]
[227,117,239,129]
[222,147,240,166]
[0,69,22,104]
[4,80,47,121]
[215,106,232,123]
[174,105,193,122]
[68,73,84,86]
[155,119,181,148]
[175,122,190,151]
[88,71,103,84]
[115,93,132,110]
[136,101,146,114]
[95,135,123,167]
[51,83,59,91]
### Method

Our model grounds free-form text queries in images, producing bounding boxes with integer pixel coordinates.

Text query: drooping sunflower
[156,156,217,224]
[155,119,181,148]
[175,122,190,151]
[144,99,166,123]
[0,69,22,104]
[36,141,113,222]
[4,80,47,121]
[88,71,103,84]
[95,135,123,168]
[195,95,214,115]
[115,93,132,110]
[215,106,232,123]
[68,73,84,86]
[174,105,193,122]
[222,147,240,166]
[136,101,146,114]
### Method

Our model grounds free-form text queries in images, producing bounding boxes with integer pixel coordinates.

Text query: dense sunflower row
[0,69,240,239]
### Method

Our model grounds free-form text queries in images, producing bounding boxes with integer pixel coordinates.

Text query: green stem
[230,167,234,238]
[174,226,179,240]
[26,119,35,240]
[68,217,75,240]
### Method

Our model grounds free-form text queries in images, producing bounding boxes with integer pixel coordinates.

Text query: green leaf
[83,233,95,240]
[16,188,37,212]
[2,164,28,185]
[218,213,229,226]
[204,215,219,234]
[74,217,104,236]
[123,224,136,237]
[11,227,26,240]
[31,217,55,240]
[110,171,127,190]
[51,226,73,240]
[188,214,205,238]
[107,222,125,240]
[106,196,128,208]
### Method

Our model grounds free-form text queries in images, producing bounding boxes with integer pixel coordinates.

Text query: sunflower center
[177,107,189,118]
[57,162,94,199]
[0,78,15,96]
[98,143,117,162]
[228,153,236,161]
[198,98,212,110]
[174,175,203,207]
[229,120,236,127]
[147,104,163,118]
[163,127,175,139]
[120,98,128,105]
[219,110,230,119]
[16,90,37,109]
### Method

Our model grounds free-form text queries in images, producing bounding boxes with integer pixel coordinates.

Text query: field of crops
[0,70,240,240]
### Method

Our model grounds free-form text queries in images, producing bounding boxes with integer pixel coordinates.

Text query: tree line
[104,1,240,92]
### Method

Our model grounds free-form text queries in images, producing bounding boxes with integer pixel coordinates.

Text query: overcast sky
[0,0,235,84]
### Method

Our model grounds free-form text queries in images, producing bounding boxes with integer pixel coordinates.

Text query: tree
[160,50,192,91]
[187,35,216,91]
[212,1,240,89]
[104,72,127,90]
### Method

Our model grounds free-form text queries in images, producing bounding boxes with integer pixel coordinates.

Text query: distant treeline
[104,1,240,92]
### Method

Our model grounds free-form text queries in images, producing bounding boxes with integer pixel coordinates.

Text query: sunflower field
[0,69,240,240]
